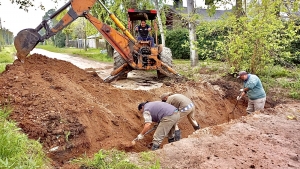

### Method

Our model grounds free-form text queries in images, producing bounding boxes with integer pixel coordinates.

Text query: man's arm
[147,25,151,31]
[140,122,152,135]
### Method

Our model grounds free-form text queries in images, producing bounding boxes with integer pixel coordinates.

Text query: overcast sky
[0,0,215,36]
[0,0,67,36]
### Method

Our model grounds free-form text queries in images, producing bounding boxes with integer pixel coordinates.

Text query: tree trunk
[84,20,87,51]
[154,0,165,46]
[65,33,69,47]
[187,0,198,67]
[106,42,114,57]
[235,0,245,18]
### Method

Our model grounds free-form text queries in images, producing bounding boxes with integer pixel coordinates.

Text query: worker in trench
[160,92,201,141]
[236,71,266,114]
[135,101,180,150]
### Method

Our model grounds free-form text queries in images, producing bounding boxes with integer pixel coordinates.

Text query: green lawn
[0,46,15,72]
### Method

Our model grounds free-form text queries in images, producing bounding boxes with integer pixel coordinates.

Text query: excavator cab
[127,9,158,47]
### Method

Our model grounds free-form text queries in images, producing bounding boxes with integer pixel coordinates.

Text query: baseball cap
[236,70,248,78]
[237,71,247,79]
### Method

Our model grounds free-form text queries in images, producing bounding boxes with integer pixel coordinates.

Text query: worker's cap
[237,71,247,79]
[138,101,148,111]
[160,92,172,100]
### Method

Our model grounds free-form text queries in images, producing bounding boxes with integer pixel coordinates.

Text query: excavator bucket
[14,29,41,61]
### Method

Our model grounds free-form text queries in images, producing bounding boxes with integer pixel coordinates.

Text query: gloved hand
[237,96,242,100]
[240,89,244,92]
[136,134,144,140]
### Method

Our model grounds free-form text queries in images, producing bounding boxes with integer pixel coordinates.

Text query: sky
[0,0,218,36]
[0,0,67,36]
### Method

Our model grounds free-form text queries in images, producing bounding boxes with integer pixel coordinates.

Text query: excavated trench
[0,54,278,167]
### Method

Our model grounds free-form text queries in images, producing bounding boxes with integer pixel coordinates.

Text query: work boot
[174,130,181,141]
[193,125,200,131]
[151,144,160,151]
[168,137,175,143]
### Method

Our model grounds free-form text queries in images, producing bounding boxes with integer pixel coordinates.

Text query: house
[164,3,232,29]
[86,33,105,49]
[67,33,106,49]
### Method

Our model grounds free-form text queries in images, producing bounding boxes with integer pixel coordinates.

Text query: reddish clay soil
[0,54,299,168]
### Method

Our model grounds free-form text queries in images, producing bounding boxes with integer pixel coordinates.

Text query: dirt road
[1,52,299,168]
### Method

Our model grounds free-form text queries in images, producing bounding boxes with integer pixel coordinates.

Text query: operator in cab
[135,20,155,47]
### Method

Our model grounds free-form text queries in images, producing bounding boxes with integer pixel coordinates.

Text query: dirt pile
[0,53,298,168]
[154,103,300,168]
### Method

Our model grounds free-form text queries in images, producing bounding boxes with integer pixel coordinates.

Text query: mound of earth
[153,103,300,168]
[0,54,299,168]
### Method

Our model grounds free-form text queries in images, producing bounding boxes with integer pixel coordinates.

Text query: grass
[0,46,15,72]
[0,107,50,169]
[174,59,228,81]
[36,45,113,62]
[72,149,160,169]
[139,151,160,169]
[260,65,300,99]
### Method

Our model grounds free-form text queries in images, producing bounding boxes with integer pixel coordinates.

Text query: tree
[153,0,166,46]
[218,0,299,74]
[187,0,198,67]
[56,9,75,48]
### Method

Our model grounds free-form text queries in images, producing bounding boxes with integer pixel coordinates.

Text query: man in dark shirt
[135,20,155,47]
[135,101,180,150]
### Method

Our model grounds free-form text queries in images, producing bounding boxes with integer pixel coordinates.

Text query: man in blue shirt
[237,71,266,114]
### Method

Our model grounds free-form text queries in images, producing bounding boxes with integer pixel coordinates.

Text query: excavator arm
[14,0,137,63]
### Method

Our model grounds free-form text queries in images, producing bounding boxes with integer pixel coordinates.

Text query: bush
[165,29,190,59]
[196,20,228,60]
[54,31,66,48]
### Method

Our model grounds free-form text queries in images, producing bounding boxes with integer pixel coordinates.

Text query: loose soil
[0,53,299,168]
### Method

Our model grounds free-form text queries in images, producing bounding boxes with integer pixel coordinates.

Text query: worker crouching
[136,101,180,150]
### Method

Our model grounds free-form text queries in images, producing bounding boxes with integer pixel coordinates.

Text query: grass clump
[73,149,139,169]
[0,46,15,73]
[139,151,160,169]
[0,107,50,169]
[72,149,160,169]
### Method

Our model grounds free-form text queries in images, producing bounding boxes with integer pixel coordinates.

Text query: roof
[165,5,232,21]
[87,33,101,39]
[127,9,157,21]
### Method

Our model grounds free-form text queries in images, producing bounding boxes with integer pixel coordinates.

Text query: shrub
[165,29,190,59]
[196,20,228,60]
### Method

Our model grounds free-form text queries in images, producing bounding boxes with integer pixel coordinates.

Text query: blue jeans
[137,36,154,47]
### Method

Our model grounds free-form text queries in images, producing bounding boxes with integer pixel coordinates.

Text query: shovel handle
[132,126,157,141]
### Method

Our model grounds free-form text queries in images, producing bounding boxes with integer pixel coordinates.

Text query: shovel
[131,125,157,145]
[228,92,242,122]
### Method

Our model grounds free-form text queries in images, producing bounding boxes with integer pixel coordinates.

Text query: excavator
[14,0,180,82]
